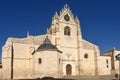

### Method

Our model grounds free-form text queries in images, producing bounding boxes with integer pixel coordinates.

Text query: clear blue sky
[0,0,120,58]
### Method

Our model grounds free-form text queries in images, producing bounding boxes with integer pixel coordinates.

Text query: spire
[44,36,51,44]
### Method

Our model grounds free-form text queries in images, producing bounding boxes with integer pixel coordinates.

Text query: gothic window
[64,26,71,36]
[38,58,42,64]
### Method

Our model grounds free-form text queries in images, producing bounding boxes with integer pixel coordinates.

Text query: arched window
[84,53,88,59]
[64,26,71,36]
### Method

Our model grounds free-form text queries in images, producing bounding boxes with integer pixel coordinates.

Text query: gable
[59,4,77,24]
[82,39,98,50]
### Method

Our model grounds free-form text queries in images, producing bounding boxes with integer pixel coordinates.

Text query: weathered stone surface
[0,4,112,79]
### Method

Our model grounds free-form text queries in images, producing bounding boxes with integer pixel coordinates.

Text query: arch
[64,26,71,36]
[66,64,72,76]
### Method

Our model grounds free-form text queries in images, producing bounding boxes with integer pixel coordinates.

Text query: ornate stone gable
[48,4,81,36]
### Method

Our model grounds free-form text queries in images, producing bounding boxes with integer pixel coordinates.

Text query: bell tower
[47,5,83,75]
[48,4,82,48]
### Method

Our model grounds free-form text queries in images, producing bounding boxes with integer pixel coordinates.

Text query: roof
[37,36,58,51]
[101,48,120,56]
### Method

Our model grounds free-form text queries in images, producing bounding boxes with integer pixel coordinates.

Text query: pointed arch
[64,26,71,36]
[66,64,72,76]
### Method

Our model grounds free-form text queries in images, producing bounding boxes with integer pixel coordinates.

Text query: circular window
[84,53,88,59]
[64,14,70,21]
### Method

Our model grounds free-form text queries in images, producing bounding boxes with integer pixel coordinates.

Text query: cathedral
[0,4,119,79]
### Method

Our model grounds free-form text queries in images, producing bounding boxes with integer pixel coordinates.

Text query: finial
[64,4,69,9]
[46,28,49,36]
[113,47,116,50]
[27,31,30,37]
[45,28,49,42]
[47,28,48,33]
[55,11,58,15]
[53,11,59,19]
[75,16,79,23]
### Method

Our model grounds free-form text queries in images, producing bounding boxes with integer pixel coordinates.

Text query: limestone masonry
[0,4,119,79]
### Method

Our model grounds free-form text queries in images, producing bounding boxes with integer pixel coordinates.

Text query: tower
[48,4,82,48]
[48,4,82,76]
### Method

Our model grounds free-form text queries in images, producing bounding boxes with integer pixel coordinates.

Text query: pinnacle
[53,11,59,19]
[60,4,72,16]
[75,16,79,21]
[55,11,59,16]
[64,4,69,9]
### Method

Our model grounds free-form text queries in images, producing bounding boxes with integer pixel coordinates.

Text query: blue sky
[0,0,120,58]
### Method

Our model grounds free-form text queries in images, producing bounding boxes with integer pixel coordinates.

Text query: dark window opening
[107,65,109,68]
[38,58,42,64]
[0,65,2,69]
[59,59,61,64]
[64,26,71,36]
[84,53,88,59]
[106,59,108,64]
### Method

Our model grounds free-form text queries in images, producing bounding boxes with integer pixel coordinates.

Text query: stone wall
[114,50,120,74]
[98,56,111,75]
[33,50,62,78]
[80,49,96,75]
[0,68,2,79]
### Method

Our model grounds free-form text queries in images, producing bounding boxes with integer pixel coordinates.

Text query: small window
[107,65,109,68]
[64,26,71,36]
[59,59,61,64]
[38,58,42,64]
[106,59,108,64]
[84,53,88,59]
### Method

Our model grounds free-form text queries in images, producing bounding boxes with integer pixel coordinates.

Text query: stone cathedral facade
[0,4,115,79]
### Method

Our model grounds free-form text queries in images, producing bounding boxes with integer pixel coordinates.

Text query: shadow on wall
[0,60,2,68]
[19,77,75,80]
